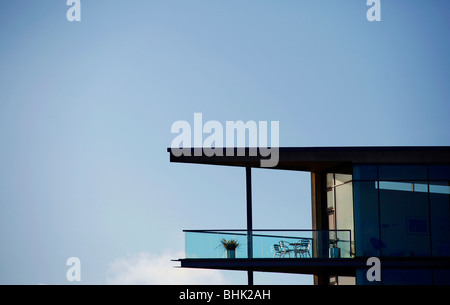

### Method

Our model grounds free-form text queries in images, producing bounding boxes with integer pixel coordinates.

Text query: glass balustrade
[183,229,352,259]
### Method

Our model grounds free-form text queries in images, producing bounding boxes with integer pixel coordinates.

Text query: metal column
[246,166,253,286]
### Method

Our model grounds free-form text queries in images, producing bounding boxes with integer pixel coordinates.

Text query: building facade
[168,147,450,285]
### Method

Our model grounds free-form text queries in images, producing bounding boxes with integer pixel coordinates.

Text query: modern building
[168,146,450,285]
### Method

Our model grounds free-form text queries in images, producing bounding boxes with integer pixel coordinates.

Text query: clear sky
[0,1,449,285]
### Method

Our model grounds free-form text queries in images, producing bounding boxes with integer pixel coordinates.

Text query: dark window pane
[429,165,450,180]
[430,189,450,256]
[379,188,430,257]
[407,217,428,234]
[379,165,427,180]
[353,181,380,257]
[353,165,378,180]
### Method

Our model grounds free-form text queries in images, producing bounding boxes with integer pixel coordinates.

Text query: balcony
[184,229,352,259]
[177,229,362,276]
[178,230,365,276]
[177,229,450,278]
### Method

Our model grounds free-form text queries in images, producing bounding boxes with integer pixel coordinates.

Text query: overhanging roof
[167,146,450,172]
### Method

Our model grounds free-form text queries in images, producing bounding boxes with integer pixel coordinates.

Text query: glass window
[353,181,380,257]
[379,165,428,181]
[335,183,353,231]
[377,181,428,193]
[328,213,335,230]
[335,173,352,185]
[326,173,334,188]
[326,170,354,257]
[379,187,430,257]
[353,165,378,180]
[378,181,413,192]
[406,217,428,234]
[413,182,428,193]
[429,165,450,180]
[429,181,450,194]
[327,189,334,209]
[352,162,450,282]
[335,182,354,256]
[430,186,450,256]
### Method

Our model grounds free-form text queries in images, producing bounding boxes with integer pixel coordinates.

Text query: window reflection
[379,186,430,257]
[352,164,450,284]
[353,164,450,260]
[429,183,450,195]
[375,181,450,194]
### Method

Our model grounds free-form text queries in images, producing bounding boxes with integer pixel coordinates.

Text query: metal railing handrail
[183,229,352,233]
[183,229,352,244]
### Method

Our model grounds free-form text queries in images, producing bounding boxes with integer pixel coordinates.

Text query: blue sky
[0,1,449,284]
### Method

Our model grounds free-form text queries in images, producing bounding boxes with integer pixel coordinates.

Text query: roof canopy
[167,146,450,172]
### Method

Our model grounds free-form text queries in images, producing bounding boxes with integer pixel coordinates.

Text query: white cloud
[106,250,229,285]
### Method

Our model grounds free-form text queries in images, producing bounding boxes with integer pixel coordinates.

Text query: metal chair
[273,244,283,258]
[293,239,311,258]
[273,242,293,258]
[279,241,293,258]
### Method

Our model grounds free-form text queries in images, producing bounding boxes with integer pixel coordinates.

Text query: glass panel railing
[185,231,248,259]
[252,230,313,258]
[184,229,352,259]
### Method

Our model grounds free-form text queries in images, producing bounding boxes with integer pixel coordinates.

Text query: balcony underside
[177,257,450,276]
[178,258,359,276]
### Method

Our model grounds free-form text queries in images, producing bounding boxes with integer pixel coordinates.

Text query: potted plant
[329,238,341,258]
[220,238,239,259]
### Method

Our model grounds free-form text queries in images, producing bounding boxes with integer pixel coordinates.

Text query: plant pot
[329,247,340,258]
[226,249,236,259]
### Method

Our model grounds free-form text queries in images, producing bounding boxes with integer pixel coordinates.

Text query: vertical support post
[246,166,254,286]
[311,171,329,285]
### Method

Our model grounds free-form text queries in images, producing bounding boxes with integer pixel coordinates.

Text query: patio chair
[294,239,311,258]
[273,242,293,258]
[279,241,293,258]
[273,244,283,258]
